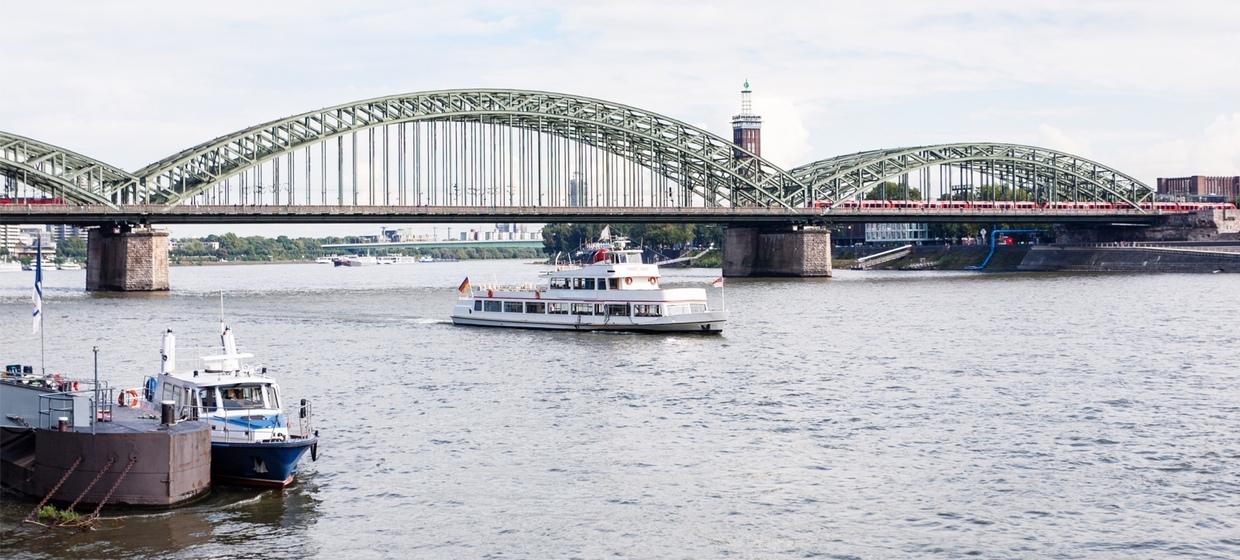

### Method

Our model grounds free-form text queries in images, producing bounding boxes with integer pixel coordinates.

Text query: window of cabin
[597,278,607,290]
[525,302,546,314]
[666,304,690,316]
[572,303,594,315]
[691,304,707,313]
[547,302,570,314]
[583,278,596,290]
[503,301,523,313]
[220,384,267,410]
[550,278,569,289]
[608,278,620,289]
[473,300,482,311]
[483,300,502,312]
[605,303,630,316]
[200,387,218,412]
[633,304,662,317]
[572,278,585,289]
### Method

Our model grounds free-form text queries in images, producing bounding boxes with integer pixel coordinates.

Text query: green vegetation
[864,182,922,200]
[541,223,722,254]
[57,237,86,261]
[36,505,81,525]
[168,233,540,264]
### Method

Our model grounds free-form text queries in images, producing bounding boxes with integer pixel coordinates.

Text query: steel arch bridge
[1,131,130,207]
[114,89,804,209]
[790,143,1153,209]
[2,90,1158,218]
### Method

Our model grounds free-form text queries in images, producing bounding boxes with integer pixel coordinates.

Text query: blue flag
[32,236,42,334]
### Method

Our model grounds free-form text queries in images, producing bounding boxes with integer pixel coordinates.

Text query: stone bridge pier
[722,225,832,277]
[86,225,170,291]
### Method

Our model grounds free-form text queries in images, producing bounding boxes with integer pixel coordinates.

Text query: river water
[0,263,1237,559]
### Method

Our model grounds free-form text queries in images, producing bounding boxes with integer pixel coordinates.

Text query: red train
[0,197,65,205]
[809,199,1237,212]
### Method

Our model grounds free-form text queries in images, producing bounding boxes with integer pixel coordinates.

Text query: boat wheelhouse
[451,238,726,333]
[145,327,318,487]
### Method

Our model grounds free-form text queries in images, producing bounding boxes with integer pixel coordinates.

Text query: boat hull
[451,310,726,333]
[211,437,316,487]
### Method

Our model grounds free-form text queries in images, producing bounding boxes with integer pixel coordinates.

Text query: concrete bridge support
[86,226,170,291]
[723,225,832,277]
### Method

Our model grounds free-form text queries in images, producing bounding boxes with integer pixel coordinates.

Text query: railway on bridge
[4,86,1220,290]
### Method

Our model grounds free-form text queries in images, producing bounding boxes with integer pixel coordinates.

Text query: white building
[864,223,930,244]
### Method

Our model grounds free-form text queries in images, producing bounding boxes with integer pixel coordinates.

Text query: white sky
[3,0,1238,237]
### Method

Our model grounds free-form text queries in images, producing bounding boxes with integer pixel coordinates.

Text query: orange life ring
[648,277,657,285]
[71,381,79,391]
[624,277,633,285]
[117,388,141,408]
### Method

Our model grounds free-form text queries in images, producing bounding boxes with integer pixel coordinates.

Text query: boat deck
[87,405,205,435]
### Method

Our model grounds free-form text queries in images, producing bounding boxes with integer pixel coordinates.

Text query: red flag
[710,276,724,288]
[457,277,471,295]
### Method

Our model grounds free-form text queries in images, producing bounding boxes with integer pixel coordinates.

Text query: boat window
[633,304,662,317]
[524,302,546,314]
[473,300,482,311]
[571,278,585,289]
[199,387,218,412]
[266,385,279,409]
[550,277,569,289]
[483,300,502,312]
[605,303,630,316]
[597,279,607,290]
[220,384,266,410]
[608,278,620,289]
[547,302,570,314]
[691,304,707,313]
[583,278,596,290]
[572,303,594,315]
[503,301,523,313]
[666,304,690,316]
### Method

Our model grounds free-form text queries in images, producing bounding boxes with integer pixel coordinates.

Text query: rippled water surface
[1,263,1237,559]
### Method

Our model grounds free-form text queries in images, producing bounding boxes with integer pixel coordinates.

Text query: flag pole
[36,236,45,376]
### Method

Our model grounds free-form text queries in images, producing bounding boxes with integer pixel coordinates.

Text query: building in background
[45,224,88,242]
[865,223,930,244]
[731,80,762,157]
[0,224,22,256]
[1157,176,1240,201]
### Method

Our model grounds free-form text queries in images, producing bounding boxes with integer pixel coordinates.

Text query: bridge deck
[0,205,1172,225]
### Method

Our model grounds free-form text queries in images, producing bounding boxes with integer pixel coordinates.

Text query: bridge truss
[790,143,1153,209]
[120,89,804,209]
[1,131,130,207]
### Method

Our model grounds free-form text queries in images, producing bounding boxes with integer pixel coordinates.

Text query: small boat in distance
[145,327,318,487]
[376,255,418,265]
[450,234,726,333]
[56,261,82,270]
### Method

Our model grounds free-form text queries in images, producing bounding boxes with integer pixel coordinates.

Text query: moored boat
[450,236,726,333]
[144,327,318,487]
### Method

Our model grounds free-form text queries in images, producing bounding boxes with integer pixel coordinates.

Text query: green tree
[863,182,923,200]
[57,237,87,260]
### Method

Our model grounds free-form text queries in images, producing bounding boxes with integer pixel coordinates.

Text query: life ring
[648,277,657,285]
[624,277,633,286]
[71,381,79,391]
[117,388,141,408]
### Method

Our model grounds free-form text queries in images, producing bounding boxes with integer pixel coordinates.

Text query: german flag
[458,277,471,295]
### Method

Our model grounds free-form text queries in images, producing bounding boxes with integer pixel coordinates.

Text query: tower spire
[731,80,762,157]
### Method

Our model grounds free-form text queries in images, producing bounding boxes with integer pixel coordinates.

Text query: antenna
[219,291,225,334]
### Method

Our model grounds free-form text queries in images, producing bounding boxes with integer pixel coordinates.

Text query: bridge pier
[723,225,832,277]
[86,226,170,292]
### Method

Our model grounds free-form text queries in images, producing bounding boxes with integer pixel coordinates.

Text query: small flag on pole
[711,276,724,288]
[598,225,611,241]
[457,277,471,295]
[32,237,43,334]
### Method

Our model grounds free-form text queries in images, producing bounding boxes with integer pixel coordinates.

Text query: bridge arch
[790,143,1153,209]
[127,89,805,208]
[1,131,129,207]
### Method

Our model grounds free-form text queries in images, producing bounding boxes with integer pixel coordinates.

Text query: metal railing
[171,399,314,443]
[35,385,114,430]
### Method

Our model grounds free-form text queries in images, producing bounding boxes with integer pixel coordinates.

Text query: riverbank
[833,243,1240,273]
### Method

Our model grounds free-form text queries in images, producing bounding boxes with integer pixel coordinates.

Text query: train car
[0,196,65,205]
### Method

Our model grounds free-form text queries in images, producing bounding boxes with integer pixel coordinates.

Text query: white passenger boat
[376,255,418,265]
[56,261,82,270]
[450,237,726,333]
[341,255,377,266]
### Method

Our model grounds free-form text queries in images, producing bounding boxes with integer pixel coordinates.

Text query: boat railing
[36,385,115,430]
[176,399,315,442]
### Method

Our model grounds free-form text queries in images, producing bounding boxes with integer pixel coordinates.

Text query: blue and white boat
[144,327,318,487]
